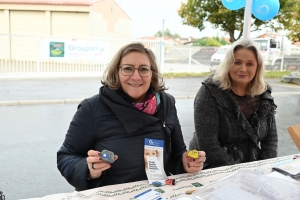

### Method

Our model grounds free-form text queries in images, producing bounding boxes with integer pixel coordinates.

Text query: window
[270,39,277,48]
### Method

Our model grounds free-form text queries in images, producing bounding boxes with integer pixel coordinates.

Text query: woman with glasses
[57,42,206,191]
[189,38,278,169]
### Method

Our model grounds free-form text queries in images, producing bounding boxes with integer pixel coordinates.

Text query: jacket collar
[100,86,159,134]
[203,76,274,111]
[202,76,274,144]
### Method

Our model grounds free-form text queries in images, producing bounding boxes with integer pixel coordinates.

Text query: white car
[210,45,231,72]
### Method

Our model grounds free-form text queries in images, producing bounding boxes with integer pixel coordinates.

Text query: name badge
[144,138,167,184]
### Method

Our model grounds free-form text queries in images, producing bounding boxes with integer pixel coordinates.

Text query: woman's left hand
[182,150,206,173]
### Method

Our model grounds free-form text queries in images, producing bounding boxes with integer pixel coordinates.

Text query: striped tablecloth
[24,155,298,200]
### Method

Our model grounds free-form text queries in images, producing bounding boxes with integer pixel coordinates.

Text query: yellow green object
[188,150,199,159]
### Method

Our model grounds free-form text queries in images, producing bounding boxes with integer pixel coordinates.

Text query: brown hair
[101,42,166,93]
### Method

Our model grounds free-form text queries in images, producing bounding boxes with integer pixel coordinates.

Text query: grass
[162,70,298,79]
[264,71,292,79]
[162,72,211,78]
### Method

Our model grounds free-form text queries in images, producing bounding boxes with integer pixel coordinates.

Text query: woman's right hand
[86,150,118,179]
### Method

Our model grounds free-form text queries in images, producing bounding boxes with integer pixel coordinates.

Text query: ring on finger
[92,163,96,170]
[203,157,206,162]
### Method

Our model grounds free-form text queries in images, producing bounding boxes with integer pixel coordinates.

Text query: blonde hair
[101,42,166,93]
[213,38,266,97]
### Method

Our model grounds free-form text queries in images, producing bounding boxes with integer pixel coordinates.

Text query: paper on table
[191,169,300,200]
[267,171,299,184]
[134,189,161,200]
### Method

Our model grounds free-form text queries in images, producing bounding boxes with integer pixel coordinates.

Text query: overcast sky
[116,0,220,39]
[116,0,283,39]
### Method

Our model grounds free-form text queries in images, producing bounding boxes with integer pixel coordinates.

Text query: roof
[293,41,300,47]
[0,0,102,5]
[256,33,283,38]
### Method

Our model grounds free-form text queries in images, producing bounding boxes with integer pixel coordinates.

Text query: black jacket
[57,86,187,191]
[189,77,278,169]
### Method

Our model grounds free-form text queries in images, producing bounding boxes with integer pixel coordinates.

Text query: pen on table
[185,189,196,195]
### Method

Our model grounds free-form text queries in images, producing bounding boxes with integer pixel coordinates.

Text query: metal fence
[0,34,163,73]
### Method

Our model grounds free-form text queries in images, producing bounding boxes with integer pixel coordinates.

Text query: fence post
[36,37,40,72]
[280,35,284,72]
[188,46,192,70]
[159,19,165,74]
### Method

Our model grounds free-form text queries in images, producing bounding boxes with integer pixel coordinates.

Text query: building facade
[0,0,132,60]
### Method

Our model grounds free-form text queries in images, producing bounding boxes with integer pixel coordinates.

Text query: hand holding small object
[86,150,118,179]
[101,150,115,163]
[187,150,199,159]
[183,150,206,173]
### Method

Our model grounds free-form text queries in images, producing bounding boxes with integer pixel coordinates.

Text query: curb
[0,96,197,106]
[1,92,299,106]
[0,99,83,106]
[0,90,300,106]
[0,72,103,80]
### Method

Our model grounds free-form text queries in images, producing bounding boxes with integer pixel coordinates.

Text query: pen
[185,189,196,195]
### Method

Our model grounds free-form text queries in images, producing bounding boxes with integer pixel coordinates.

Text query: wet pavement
[0,75,300,199]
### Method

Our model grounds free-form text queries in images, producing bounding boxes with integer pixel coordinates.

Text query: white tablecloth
[24,155,299,200]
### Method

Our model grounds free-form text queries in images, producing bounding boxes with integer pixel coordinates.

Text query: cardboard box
[287,124,300,151]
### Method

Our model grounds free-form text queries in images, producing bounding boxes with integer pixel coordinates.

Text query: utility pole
[160,19,165,73]
[280,35,284,71]
[243,0,252,38]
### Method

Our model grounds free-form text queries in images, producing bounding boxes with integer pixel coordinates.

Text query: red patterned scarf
[133,93,157,115]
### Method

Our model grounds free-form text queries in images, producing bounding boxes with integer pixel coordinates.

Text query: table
[24,155,299,200]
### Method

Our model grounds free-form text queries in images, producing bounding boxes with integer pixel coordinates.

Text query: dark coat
[189,77,278,169]
[57,86,187,191]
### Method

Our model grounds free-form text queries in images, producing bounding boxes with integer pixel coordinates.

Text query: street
[0,76,299,199]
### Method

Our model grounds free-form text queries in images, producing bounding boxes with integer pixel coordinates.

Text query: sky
[115,0,284,40]
[115,0,219,39]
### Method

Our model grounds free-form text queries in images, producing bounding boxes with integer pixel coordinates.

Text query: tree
[155,28,180,38]
[193,36,230,46]
[178,0,300,43]
[274,0,300,42]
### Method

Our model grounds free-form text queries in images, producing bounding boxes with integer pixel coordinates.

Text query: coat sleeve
[164,94,187,175]
[57,99,104,190]
[189,85,235,168]
[259,105,278,159]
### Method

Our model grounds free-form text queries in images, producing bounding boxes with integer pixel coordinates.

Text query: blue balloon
[222,0,246,10]
[252,0,280,21]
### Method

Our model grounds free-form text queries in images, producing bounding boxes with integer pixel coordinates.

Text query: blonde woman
[190,38,278,169]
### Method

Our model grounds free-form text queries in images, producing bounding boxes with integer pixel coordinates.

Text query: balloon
[222,0,246,10]
[252,0,280,21]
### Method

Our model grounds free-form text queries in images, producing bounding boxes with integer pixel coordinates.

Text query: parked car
[210,45,231,72]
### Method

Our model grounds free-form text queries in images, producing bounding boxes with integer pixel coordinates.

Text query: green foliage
[219,37,228,45]
[178,0,300,43]
[193,36,230,46]
[274,0,300,42]
[264,71,291,79]
[162,72,211,78]
[155,28,181,39]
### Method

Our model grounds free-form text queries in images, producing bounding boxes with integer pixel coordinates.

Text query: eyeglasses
[119,65,153,77]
